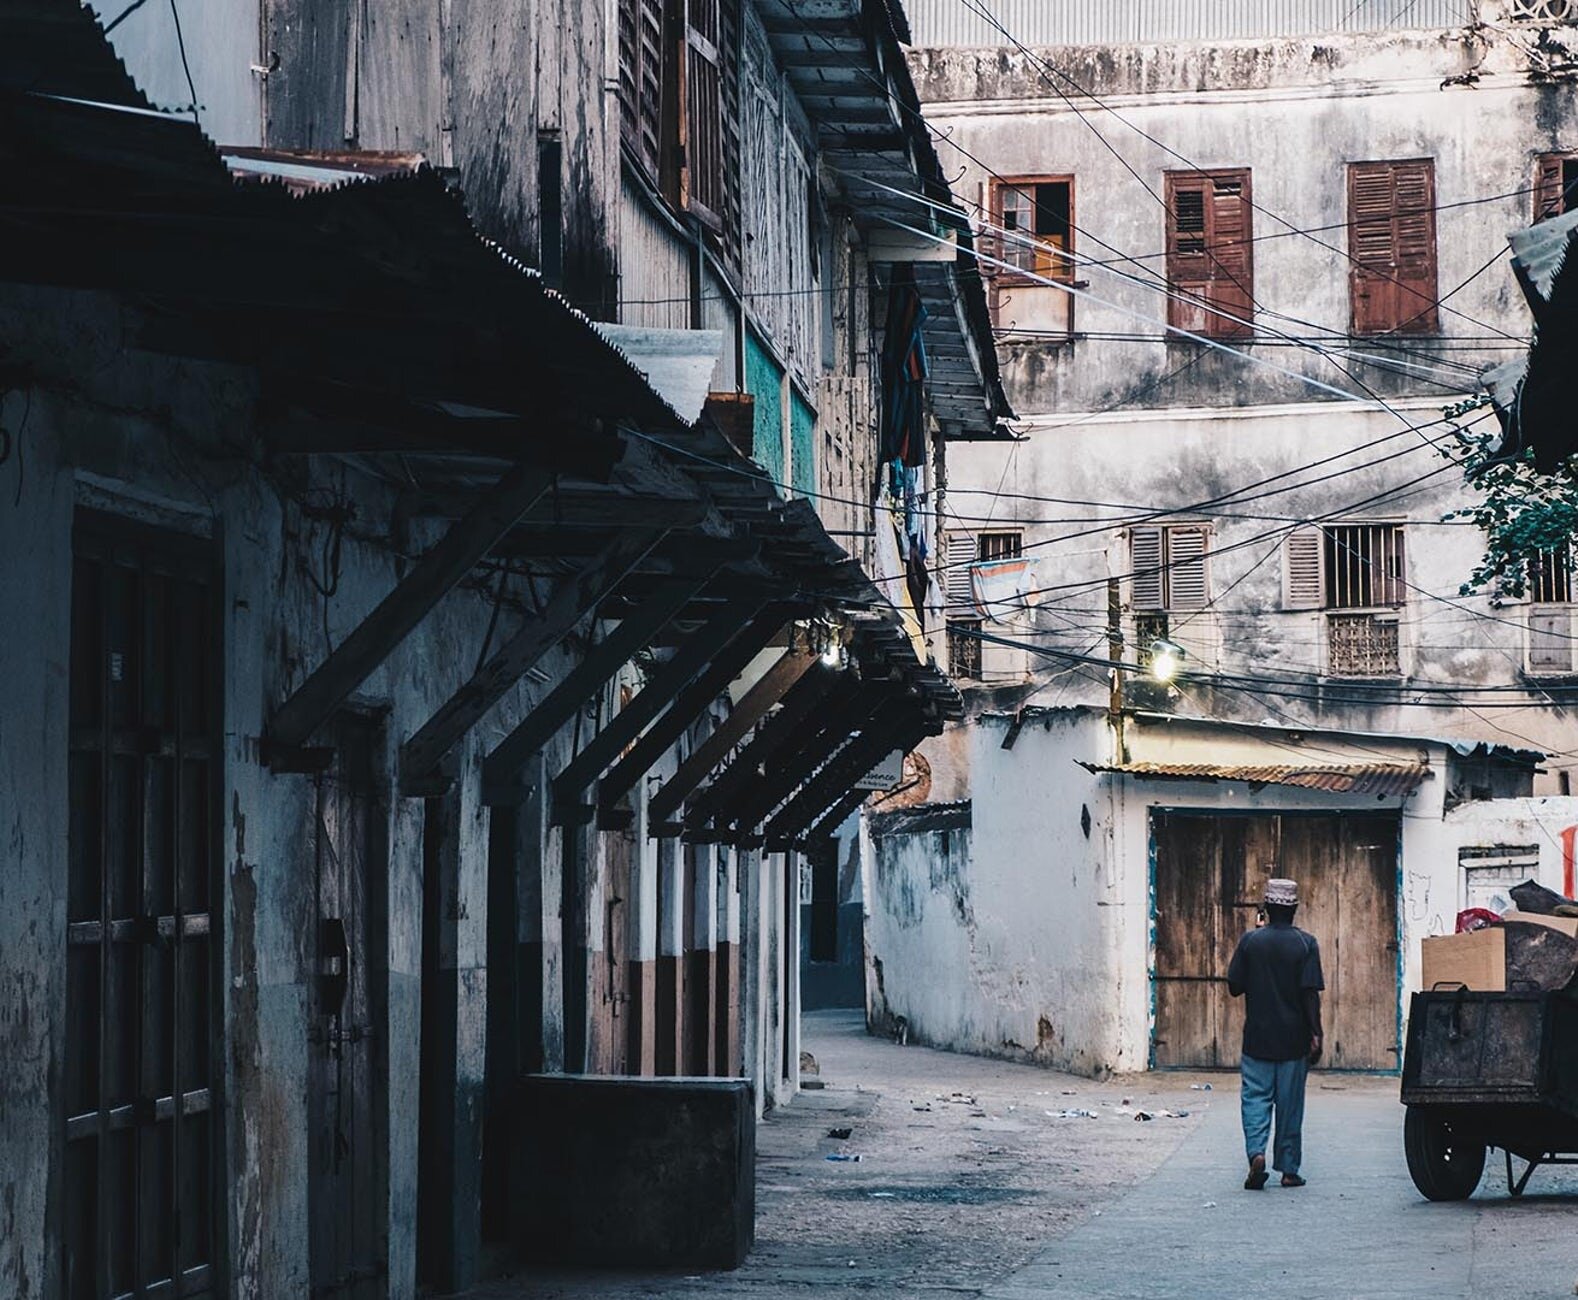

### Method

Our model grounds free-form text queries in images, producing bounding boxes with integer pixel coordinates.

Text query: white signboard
[854,749,905,792]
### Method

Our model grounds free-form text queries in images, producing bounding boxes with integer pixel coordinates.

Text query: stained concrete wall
[944,396,1578,792]
[867,705,1578,1076]
[0,285,804,1297]
[910,26,1569,415]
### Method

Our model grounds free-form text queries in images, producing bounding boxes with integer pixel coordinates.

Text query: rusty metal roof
[1077,760,1432,797]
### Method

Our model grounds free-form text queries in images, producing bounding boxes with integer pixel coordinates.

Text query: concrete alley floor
[466,1010,1578,1299]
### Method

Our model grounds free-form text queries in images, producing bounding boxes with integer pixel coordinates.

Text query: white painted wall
[868,706,1578,1076]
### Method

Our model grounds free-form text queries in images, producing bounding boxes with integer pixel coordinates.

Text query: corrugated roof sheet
[1077,760,1432,796]
[868,799,972,836]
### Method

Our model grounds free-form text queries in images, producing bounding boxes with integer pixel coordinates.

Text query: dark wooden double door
[1152,811,1400,1072]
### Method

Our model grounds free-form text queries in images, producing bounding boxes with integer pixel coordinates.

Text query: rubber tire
[1404,1106,1486,1201]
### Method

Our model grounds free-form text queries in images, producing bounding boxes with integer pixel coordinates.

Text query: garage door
[1152,811,1399,1071]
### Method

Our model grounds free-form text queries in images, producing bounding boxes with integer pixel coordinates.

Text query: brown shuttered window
[619,0,741,263]
[1535,152,1578,221]
[1165,169,1253,339]
[618,0,666,183]
[1348,159,1439,335]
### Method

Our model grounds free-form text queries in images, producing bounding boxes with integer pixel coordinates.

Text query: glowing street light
[1148,637,1186,684]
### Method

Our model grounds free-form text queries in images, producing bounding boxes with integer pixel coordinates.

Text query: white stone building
[863,3,1578,1074]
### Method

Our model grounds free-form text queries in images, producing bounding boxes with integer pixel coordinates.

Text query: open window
[1283,523,1406,676]
[1164,169,1253,339]
[988,177,1075,340]
[1348,159,1438,335]
[1535,152,1578,222]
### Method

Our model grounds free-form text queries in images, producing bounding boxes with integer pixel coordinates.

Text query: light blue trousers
[1241,1054,1308,1176]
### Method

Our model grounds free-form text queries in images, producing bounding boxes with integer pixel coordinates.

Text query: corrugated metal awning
[1077,760,1432,797]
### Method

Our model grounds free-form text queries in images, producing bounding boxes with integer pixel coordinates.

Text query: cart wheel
[1404,1106,1486,1201]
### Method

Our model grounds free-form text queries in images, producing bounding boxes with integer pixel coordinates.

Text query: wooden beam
[646,649,816,825]
[550,596,772,820]
[681,667,847,830]
[480,574,715,804]
[266,462,555,760]
[595,610,793,823]
[398,526,675,790]
[763,707,923,843]
[713,682,887,834]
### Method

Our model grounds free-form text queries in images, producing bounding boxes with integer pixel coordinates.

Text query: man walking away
[1227,877,1324,1190]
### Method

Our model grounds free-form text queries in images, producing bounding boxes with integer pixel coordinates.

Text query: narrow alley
[467,1012,1578,1300]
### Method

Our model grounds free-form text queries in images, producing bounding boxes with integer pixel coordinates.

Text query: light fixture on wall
[1148,637,1186,684]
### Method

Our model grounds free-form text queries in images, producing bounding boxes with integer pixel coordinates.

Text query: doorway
[1151,810,1400,1071]
[308,713,389,1300]
[64,512,222,1298]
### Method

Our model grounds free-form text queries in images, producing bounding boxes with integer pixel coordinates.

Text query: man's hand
[1308,1034,1323,1067]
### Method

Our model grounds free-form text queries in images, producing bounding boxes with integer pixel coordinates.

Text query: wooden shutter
[1282,528,1326,610]
[1530,608,1575,674]
[1348,159,1438,335]
[1165,171,1252,338]
[1535,153,1569,222]
[944,532,976,611]
[1130,526,1165,611]
[681,0,726,232]
[1167,526,1210,611]
[618,0,665,182]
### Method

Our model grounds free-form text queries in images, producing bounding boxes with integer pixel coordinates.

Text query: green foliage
[1443,395,1578,597]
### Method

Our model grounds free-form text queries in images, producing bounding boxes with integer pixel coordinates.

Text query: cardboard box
[1503,910,1578,938]
[1422,928,1505,992]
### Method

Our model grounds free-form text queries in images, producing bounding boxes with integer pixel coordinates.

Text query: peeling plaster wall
[868,701,1578,1075]
[948,399,1578,791]
[866,711,1130,1075]
[910,28,1567,415]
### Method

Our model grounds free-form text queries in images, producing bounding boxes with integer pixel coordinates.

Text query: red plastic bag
[1455,907,1502,934]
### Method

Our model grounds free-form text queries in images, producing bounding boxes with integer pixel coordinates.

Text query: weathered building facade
[0,2,1004,1298]
[862,4,1578,1073]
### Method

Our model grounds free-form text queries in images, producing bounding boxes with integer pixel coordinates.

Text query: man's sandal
[1244,1154,1269,1190]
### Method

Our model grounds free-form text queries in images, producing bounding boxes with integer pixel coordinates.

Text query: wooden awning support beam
[595,608,795,827]
[550,595,772,822]
[265,461,555,764]
[398,525,679,792]
[480,573,716,804]
[645,648,817,825]
[764,706,925,844]
[716,684,891,836]
[681,667,848,831]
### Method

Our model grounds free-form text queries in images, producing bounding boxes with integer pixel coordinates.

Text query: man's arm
[1304,989,1324,1065]
[1227,935,1247,998]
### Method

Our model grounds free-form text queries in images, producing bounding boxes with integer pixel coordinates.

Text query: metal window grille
[977,530,1023,561]
[65,512,221,1298]
[1327,611,1401,676]
[1324,523,1406,608]
[1134,612,1171,668]
[1531,548,1573,603]
[1509,0,1578,22]
[948,619,983,679]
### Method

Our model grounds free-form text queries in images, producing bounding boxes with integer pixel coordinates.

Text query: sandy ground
[465,1009,1217,1298]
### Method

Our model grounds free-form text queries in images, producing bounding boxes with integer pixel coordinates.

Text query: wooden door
[65,514,221,1298]
[1152,811,1400,1070]
[309,714,388,1300]
[1280,814,1400,1071]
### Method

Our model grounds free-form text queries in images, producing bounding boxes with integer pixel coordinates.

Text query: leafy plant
[1442,395,1578,597]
